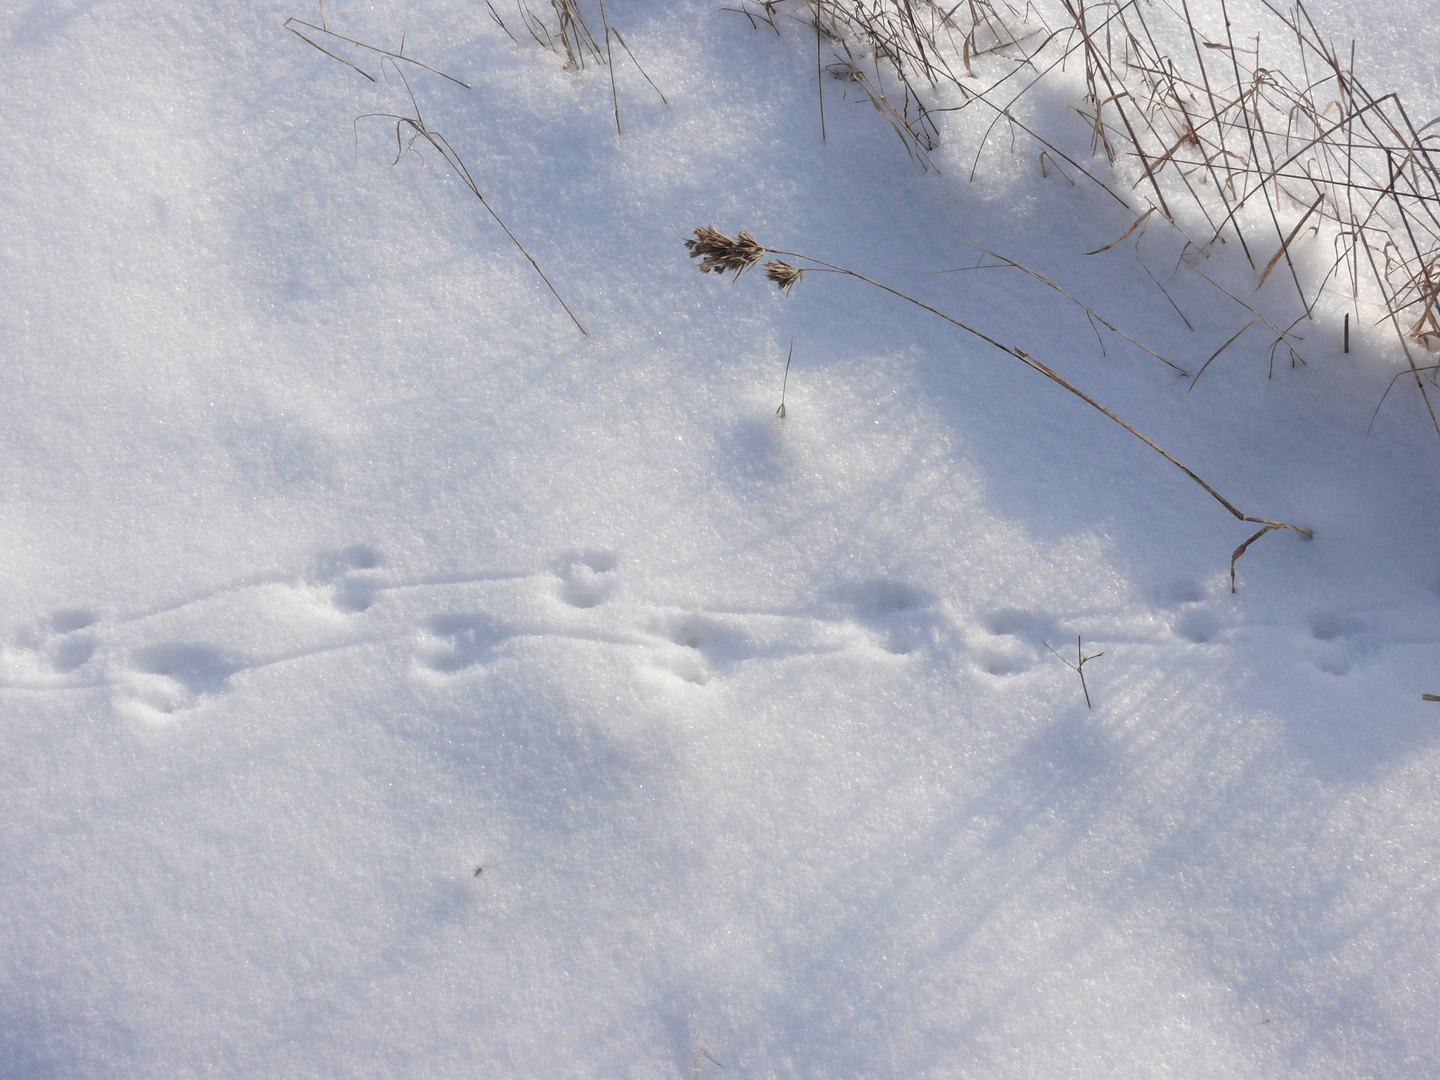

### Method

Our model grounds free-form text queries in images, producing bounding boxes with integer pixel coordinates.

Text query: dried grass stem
[688,225,1311,586]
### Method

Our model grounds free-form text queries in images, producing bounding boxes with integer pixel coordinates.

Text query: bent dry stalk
[359,65,587,336]
[685,226,1313,590]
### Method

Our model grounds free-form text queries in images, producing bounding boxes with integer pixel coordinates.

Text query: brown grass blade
[1085,207,1155,255]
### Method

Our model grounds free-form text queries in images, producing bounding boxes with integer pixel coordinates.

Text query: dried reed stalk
[284,17,470,86]
[687,225,1311,588]
[357,66,587,335]
[287,10,587,334]
[736,0,1440,434]
[506,0,668,130]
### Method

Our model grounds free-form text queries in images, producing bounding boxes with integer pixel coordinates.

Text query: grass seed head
[685,226,766,277]
[764,259,803,294]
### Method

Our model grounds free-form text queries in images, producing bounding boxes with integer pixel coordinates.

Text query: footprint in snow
[1174,608,1223,644]
[652,612,801,685]
[1146,579,1207,608]
[641,598,875,686]
[119,643,240,716]
[1308,613,1367,676]
[3,610,99,682]
[414,614,508,675]
[557,551,618,609]
[971,607,1055,677]
[653,645,710,686]
[849,580,954,657]
[1142,578,1227,644]
[313,544,385,613]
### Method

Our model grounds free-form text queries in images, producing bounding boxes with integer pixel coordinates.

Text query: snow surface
[2,1,1439,1076]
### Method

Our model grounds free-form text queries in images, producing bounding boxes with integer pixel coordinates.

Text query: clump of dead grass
[487,0,668,134]
[729,0,1440,434]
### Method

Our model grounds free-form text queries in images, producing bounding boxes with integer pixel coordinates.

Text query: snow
[1,1,1438,1076]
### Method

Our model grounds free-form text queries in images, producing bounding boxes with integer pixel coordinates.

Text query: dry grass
[764,260,805,294]
[283,15,470,86]
[687,224,1312,588]
[286,2,664,330]
[777,338,794,418]
[286,7,587,335]
[731,0,1440,434]
[1044,635,1104,708]
[929,245,1186,374]
[491,0,668,134]
[358,66,589,335]
[685,226,768,276]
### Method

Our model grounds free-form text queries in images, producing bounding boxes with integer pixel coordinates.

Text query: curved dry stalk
[686,225,1312,585]
[1188,316,1259,392]
[359,64,586,336]
[934,242,1187,374]
[778,337,794,418]
[1368,361,1440,433]
[284,17,471,87]
[740,1,1440,433]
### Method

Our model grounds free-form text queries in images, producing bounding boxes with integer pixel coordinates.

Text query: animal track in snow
[970,608,1057,677]
[414,614,508,675]
[1140,578,1227,644]
[314,545,386,613]
[105,544,403,717]
[1146,579,1207,608]
[667,614,768,667]
[983,608,1051,638]
[10,542,1408,725]
[659,614,743,684]
[4,559,949,705]
[645,609,856,685]
[1174,608,1222,644]
[849,580,954,657]
[652,643,711,685]
[1307,613,1368,676]
[977,646,1033,677]
[1312,613,1364,642]
[43,611,99,673]
[120,644,241,715]
[2,610,99,682]
[557,551,618,609]
[50,610,97,634]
